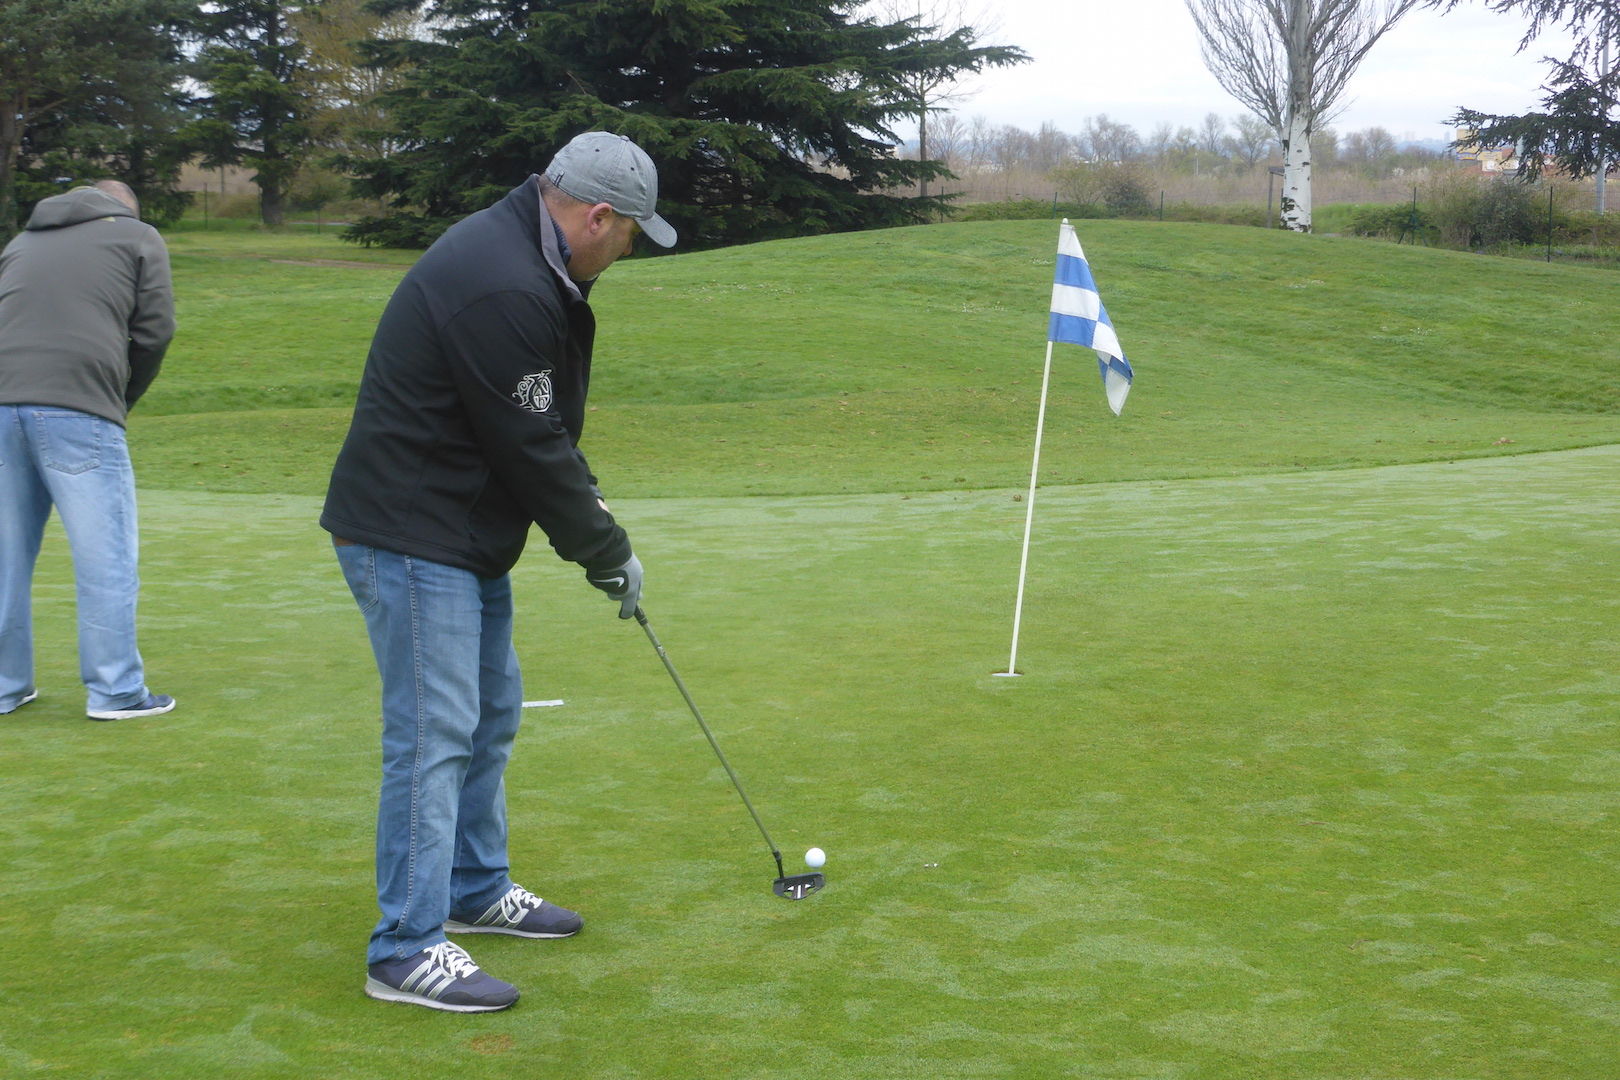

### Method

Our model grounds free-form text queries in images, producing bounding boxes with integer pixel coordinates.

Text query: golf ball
[805,847,826,869]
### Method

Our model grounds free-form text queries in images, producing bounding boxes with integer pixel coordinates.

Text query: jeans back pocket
[35,412,103,475]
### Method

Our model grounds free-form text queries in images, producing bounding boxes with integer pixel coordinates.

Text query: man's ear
[586,202,616,233]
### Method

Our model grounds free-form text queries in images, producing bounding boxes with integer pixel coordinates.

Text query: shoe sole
[364,977,517,1012]
[87,699,176,721]
[442,920,580,939]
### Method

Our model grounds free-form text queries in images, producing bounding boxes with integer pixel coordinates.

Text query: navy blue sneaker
[1,689,38,715]
[364,942,518,1012]
[87,693,175,721]
[444,885,583,939]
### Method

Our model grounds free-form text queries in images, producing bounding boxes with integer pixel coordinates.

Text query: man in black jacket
[323,132,675,1012]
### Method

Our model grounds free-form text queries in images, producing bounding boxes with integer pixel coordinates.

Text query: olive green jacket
[0,188,175,425]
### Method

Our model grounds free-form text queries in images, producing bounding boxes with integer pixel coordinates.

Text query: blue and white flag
[1048,220,1133,416]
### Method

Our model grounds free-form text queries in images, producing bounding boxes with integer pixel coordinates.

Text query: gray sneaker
[87,693,175,721]
[444,885,583,939]
[364,941,518,1012]
[1,689,38,715]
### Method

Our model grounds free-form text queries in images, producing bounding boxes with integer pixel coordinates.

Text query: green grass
[132,220,1620,498]
[4,221,1620,1078]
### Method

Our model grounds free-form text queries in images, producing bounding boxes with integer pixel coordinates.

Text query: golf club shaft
[634,607,784,877]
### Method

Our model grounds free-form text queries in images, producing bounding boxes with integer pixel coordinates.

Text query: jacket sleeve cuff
[579,535,634,574]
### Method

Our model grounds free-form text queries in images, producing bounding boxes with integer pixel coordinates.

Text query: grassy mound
[139,219,1620,497]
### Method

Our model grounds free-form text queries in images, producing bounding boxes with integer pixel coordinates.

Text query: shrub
[1346,202,1429,240]
[1161,203,1268,228]
[949,200,1107,222]
[1425,170,1482,247]
[1474,179,1542,247]
[1424,172,1544,250]
[1557,207,1620,246]
[1050,162,1154,215]
[288,167,351,214]
[208,191,268,220]
[343,212,456,249]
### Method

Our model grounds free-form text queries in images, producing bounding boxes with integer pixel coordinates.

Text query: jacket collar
[527,175,586,304]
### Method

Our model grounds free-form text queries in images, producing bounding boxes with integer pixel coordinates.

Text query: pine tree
[190,0,318,225]
[1439,0,1620,186]
[0,0,189,237]
[345,0,1025,248]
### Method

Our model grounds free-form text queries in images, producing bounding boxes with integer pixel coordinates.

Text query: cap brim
[637,212,677,248]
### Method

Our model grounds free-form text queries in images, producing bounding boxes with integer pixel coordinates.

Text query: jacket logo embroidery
[512,370,554,413]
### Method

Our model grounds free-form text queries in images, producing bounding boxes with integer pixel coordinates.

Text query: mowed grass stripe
[129,386,1620,498]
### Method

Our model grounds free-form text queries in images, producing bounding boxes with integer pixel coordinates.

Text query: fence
[931,166,1459,209]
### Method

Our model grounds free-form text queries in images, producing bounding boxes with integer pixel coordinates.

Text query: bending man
[322,132,676,1012]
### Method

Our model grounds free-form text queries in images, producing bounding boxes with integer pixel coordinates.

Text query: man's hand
[585,554,642,619]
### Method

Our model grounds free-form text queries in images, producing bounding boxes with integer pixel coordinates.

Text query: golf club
[633,606,825,900]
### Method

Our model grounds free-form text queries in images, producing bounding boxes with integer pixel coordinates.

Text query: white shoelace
[423,941,480,980]
[496,886,544,923]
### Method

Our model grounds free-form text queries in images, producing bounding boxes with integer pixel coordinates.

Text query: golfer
[0,180,177,721]
[322,132,675,1011]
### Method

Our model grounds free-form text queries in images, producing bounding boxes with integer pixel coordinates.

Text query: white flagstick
[995,340,1056,678]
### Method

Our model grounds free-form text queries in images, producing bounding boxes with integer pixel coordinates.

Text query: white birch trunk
[1280,111,1313,233]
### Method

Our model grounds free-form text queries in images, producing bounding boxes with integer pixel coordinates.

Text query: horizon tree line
[908,111,1450,183]
[0,0,1609,244]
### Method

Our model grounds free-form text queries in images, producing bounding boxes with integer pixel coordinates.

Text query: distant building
[1454,128,1519,173]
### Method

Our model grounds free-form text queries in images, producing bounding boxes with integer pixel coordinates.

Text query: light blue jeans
[0,405,150,714]
[334,542,523,965]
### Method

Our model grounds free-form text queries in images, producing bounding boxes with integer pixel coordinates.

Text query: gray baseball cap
[543,131,676,248]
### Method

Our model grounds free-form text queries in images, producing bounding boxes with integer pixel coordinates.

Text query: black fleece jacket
[321,177,632,578]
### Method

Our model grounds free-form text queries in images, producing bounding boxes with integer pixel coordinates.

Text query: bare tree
[963,113,995,171]
[1226,112,1277,165]
[1147,122,1177,165]
[992,124,1034,173]
[1184,0,1420,230]
[1342,124,1398,172]
[930,111,968,168]
[868,0,1027,196]
[289,0,423,161]
[1198,111,1229,155]
[1085,114,1143,162]
[1312,126,1341,169]
[1031,120,1070,170]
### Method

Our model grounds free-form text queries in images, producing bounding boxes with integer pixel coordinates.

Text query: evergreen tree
[16,82,195,227]
[1440,0,1620,184]
[345,0,1026,248]
[0,0,189,237]
[190,0,318,225]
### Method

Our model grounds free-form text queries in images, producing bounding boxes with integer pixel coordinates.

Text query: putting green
[3,444,1615,1077]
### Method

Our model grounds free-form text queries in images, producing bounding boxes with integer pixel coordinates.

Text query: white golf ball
[805,847,826,869]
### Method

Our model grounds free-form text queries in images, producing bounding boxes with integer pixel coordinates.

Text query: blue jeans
[0,405,150,714]
[334,542,523,965]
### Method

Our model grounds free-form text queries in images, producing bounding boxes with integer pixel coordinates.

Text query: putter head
[773,871,825,900]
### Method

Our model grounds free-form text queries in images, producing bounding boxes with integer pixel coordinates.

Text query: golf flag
[996,220,1135,678]
[1049,220,1133,415]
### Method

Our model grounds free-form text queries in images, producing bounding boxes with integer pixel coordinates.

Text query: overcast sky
[914,0,1575,146]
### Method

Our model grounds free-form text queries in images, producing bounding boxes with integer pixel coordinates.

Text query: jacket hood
[26,187,137,231]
